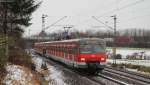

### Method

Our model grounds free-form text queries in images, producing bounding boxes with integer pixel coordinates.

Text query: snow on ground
[106,47,150,59]
[46,65,67,85]
[107,59,150,67]
[106,47,150,66]
[32,56,43,72]
[32,55,67,85]
[3,64,39,85]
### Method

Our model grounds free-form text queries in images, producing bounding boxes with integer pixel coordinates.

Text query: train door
[68,48,73,66]
[43,49,46,55]
[42,43,46,56]
[73,43,80,68]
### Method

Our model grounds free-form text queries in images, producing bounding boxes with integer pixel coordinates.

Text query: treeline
[46,28,150,48]
[118,28,150,48]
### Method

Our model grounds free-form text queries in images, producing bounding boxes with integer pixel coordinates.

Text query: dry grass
[0,67,7,85]
[111,63,150,73]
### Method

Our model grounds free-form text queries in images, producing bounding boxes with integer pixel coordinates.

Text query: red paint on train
[78,54,106,62]
[34,38,107,74]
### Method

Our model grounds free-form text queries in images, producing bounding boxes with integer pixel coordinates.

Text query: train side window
[73,48,76,54]
[65,48,68,54]
[68,48,71,54]
[70,48,74,54]
[61,47,63,52]
[64,48,67,53]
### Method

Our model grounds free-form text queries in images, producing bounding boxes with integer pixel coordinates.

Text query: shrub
[138,66,150,73]
[8,47,32,69]
[111,63,118,67]
[0,48,7,84]
[111,63,150,73]
[0,48,6,68]
[115,54,122,59]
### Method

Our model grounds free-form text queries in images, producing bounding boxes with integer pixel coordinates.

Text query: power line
[44,16,67,30]
[92,16,113,30]
[97,0,145,18]
[75,0,125,26]
[119,13,150,23]
[117,0,145,11]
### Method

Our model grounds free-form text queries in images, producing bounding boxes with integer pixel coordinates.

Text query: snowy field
[106,47,150,59]
[106,47,150,67]
[107,59,150,67]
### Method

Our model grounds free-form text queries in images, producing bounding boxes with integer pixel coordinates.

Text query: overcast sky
[24,0,150,36]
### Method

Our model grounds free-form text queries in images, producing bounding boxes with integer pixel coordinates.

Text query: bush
[110,63,150,73]
[138,66,150,73]
[111,63,118,67]
[127,64,140,69]
[0,48,6,67]
[8,47,32,69]
[115,54,122,59]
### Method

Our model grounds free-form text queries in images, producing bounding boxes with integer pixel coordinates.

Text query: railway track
[97,74,129,85]
[32,50,129,85]
[106,66,150,79]
[31,50,150,85]
[103,67,150,85]
[87,74,129,85]
[44,56,131,85]
[69,69,129,85]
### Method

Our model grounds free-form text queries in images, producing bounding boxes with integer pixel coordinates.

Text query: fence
[0,35,6,56]
[0,35,8,67]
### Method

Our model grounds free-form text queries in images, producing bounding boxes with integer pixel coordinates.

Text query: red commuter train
[34,38,107,73]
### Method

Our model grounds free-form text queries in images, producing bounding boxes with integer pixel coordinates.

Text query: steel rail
[103,69,150,85]
[97,74,129,85]
[106,66,150,79]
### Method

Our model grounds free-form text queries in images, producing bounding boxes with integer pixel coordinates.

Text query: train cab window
[80,39,106,54]
[80,44,105,54]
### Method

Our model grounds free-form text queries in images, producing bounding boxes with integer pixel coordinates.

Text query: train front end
[76,38,107,73]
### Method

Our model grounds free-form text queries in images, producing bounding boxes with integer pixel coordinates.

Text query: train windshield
[80,40,106,54]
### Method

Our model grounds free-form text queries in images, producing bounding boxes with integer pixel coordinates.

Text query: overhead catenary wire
[96,0,146,18]
[117,14,150,28]
[41,0,147,33]
[92,16,114,30]
[44,16,67,31]
[92,0,148,31]
[75,0,124,26]
[119,13,150,23]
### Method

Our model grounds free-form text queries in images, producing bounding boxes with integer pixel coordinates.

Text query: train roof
[35,38,105,45]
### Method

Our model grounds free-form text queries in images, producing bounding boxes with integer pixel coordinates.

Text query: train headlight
[101,58,105,61]
[80,58,85,61]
